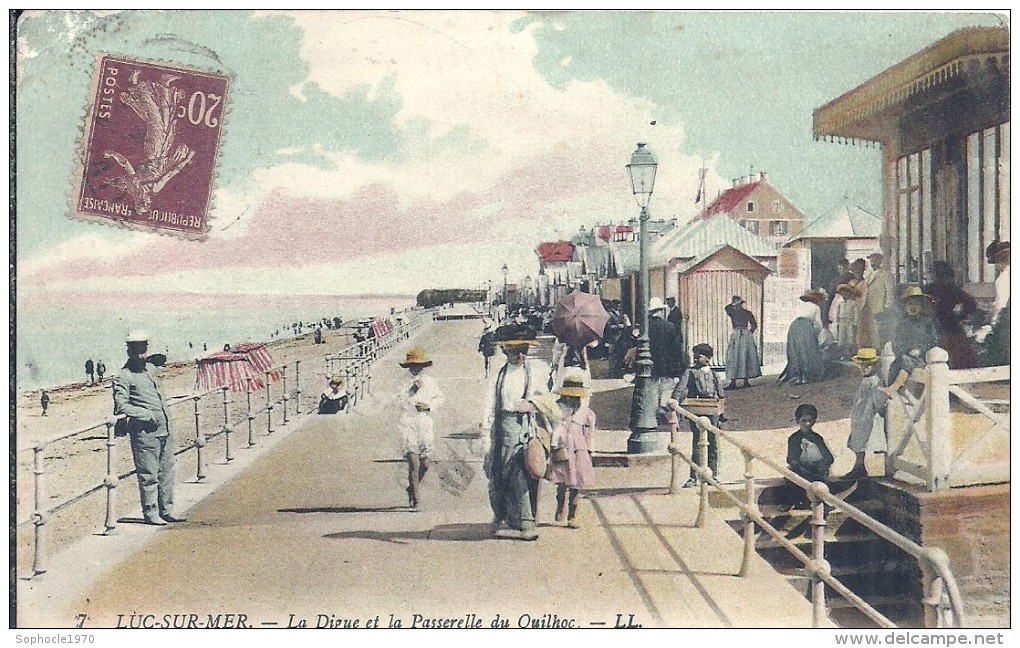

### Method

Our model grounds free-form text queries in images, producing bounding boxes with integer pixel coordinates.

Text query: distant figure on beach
[398,348,444,510]
[203,343,207,352]
[40,390,50,416]
[85,358,95,385]
[223,343,231,352]
[96,360,106,383]
[113,330,184,526]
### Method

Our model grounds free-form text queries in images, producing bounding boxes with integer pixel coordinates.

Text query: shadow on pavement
[323,523,494,544]
[280,505,410,514]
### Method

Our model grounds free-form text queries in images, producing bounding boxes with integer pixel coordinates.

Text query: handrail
[667,399,966,628]
[17,310,432,578]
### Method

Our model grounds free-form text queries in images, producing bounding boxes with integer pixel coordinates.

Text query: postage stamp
[72,54,229,238]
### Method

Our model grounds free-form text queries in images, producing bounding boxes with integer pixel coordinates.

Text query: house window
[770,220,789,236]
[741,219,760,235]
[772,201,781,213]
[747,201,755,213]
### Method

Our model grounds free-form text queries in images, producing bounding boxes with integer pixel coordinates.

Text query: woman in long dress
[778,289,826,385]
[723,296,762,390]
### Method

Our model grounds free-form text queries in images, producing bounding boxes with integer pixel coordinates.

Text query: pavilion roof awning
[813,26,1009,143]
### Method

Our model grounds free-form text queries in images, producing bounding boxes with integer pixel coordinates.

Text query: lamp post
[626,142,660,454]
[523,275,533,306]
[501,263,509,304]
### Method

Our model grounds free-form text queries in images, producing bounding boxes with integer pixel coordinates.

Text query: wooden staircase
[718,479,926,627]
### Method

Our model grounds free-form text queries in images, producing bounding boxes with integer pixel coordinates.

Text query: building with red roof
[702,172,806,248]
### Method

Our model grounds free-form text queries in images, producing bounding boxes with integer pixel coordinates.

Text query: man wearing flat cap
[113,331,182,525]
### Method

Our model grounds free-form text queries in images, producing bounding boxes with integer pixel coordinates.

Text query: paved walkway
[18,319,819,629]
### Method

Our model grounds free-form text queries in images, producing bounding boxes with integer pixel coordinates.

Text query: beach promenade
[17,317,822,629]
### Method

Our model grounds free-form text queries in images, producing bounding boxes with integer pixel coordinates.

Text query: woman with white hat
[318,375,349,414]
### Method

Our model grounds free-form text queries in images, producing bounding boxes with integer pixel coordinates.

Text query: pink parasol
[551,290,610,348]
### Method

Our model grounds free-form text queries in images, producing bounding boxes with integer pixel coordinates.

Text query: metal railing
[16,310,433,579]
[666,400,966,629]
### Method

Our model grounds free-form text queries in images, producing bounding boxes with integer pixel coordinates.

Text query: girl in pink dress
[545,375,596,528]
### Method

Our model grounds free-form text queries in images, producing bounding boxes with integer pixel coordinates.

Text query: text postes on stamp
[73,54,229,238]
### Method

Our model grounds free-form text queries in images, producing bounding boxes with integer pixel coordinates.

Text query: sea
[15,292,417,392]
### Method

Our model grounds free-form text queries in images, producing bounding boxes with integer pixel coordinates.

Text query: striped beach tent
[370,318,394,338]
[232,342,283,382]
[196,351,266,393]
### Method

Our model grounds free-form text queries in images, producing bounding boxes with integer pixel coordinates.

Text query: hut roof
[789,203,882,242]
[652,214,776,266]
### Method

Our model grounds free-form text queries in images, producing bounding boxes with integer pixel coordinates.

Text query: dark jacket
[648,315,686,377]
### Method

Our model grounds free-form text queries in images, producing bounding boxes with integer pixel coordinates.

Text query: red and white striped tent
[195,343,281,392]
[370,318,394,338]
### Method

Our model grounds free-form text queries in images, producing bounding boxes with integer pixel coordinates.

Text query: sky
[15,9,1007,301]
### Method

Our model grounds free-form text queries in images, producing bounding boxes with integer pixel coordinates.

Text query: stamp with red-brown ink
[72,54,230,239]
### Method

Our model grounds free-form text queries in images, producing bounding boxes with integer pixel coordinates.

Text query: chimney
[732,178,739,188]
[760,171,767,182]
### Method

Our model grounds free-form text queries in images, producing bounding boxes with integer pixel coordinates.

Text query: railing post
[103,421,118,535]
[695,416,710,529]
[222,386,233,462]
[32,444,48,577]
[739,449,756,577]
[295,360,302,415]
[668,404,681,494]
[265,371,274,434]
[809,482,831,627]
[281,365,290,425]
[194,396,206,481]
[926,347,951,492]
[246,378,255,447]
[881,343,897,477]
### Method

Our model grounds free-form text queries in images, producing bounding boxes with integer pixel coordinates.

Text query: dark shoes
[406,487,418,510]
[160,515,187,523]
[683,478,699,488]
[724,383,739,391]
[143,517,168,526]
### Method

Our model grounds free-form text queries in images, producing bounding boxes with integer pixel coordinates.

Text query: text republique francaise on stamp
[72,54,230,238]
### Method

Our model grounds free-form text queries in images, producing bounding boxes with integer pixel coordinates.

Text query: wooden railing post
[103,420,118,535]
[809,483,831,627]
[668,404,681,494]
[222,386,233,462]
[881,343,897,477]
[294,360,302,415]
[265,371,274,434]
[193,396,206,481]
[739,449,756,577]
[246,378,255,447]
[695,416,710,528]
[926,347,951,492]
[281,365,290,424]
[32,444,48,576]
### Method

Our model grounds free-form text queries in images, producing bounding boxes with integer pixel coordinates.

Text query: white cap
[648,297,666,312]
[125,330,149,343]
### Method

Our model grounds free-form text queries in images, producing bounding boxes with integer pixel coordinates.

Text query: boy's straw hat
[900,286,934,303]
[329,375,345,386]
[851,348,879,365]
[399,347,433,367]
[556,375,590,399]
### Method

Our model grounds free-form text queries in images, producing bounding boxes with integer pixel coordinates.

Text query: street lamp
[524,275,533,306]
[626,142,659,454]
[501,263,509,304]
